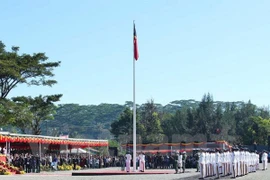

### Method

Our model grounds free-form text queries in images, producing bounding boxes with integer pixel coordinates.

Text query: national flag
[133,23,139,60]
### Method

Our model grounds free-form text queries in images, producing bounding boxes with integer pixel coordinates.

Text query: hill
[41,99,245,139]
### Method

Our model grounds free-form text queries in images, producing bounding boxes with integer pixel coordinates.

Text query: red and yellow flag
[133,23,139,60]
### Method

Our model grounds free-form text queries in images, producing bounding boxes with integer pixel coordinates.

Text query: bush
[57,164,73,171]
[75,165,81,170]
[40,164,51,171]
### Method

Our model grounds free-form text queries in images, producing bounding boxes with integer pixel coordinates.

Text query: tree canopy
[0,40,62,134]
[0,41,60,98]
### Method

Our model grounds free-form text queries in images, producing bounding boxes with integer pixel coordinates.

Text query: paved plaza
[0,164,269,180]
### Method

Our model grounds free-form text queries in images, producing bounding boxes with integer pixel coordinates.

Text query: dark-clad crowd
[3,152,198,173]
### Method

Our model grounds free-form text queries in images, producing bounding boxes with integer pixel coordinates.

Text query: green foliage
[195,93,215,140]
[9,100,33,133]
[235,100,257,144]
[49,103,126,139]
[38,94,270,146]
[0,40,61,135]
[109,139,119,147]
[0,41,61,98]
[186,107,197,135]
[161,113,175,142]
[12,95,62,135]
[110,108,132,139]
[138,99,163,143]
[247,116,270,145]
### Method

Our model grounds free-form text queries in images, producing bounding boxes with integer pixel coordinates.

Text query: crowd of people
[1,151,198,173]
[0,148,268,177]
[6,153,118,172]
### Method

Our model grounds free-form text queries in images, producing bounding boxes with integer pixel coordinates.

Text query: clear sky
[1,0,270,107]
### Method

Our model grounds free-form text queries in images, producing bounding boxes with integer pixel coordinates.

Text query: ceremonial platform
[72,169,175,176]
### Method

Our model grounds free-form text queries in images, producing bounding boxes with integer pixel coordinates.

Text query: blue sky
[1,0,270,107]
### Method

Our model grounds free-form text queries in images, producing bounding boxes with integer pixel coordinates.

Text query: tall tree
[221,103,237,142]
[0,41,60,98]
[0,99,14,126]
[257,107,270,119]
[10,101,34,133]
[140,99,163,143]
[214,103,223,134]
[110,107,142,144]
[167,108,187,135]
[196,93,215,141]
[110,108,133,139]
[160,113,174,142]
[12,94,62,135]
[248,116,270,145]
[235,100,257,144]
[186,107,197,135]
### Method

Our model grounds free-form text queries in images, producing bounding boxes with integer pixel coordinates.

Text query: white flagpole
[132,20,137,171]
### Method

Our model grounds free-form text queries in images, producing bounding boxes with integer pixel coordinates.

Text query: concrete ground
[0,164,269,180]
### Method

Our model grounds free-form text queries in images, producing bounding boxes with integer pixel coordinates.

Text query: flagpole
[132,20,137,172]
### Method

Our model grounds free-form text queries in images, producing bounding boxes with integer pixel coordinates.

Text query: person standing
[199,149,206,179]
[139,152,145,172]
[178,152,183,173]
[194,151,200,172]
[119,155,125,171]
[232,148,238,178]
[182,151,187,173]
[36,154,40,173]
[215,149,221,179]
[173,152,179,174]
[262,150,268,170]
[25,155,31,173]
[125,153,132,172]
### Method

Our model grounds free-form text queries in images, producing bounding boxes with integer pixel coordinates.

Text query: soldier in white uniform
[220,150,225,176]
[232,148,238,178]
[229,149,233,175]
[240,148,245,176]
[205,150,209,177]
[256,151,260,170]
[210,150,216,176]
[125,153,132,172]
[199,149,206,179]
[215,149,220,179]
[139,152,145,172]
[237,148,241,177]
[261,150,268,170]
[224,149,229,176]
[244,149,248,175]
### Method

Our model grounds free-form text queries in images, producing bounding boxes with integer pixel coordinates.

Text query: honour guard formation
[122,147,269,180]
[198,147,268,179]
